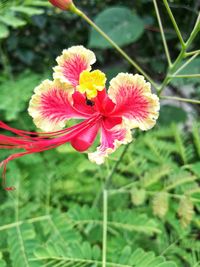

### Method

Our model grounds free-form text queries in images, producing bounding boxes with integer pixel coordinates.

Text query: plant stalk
[102,189,108,267]
[185,50,200,57]
[92,144,130,207]
[161,96,200,104]
[173,52,199,76]
[153,0,172,66]
[169,74,200,78]
[158,11,200,94]
[185,12,200,47]
[163,0,185,48]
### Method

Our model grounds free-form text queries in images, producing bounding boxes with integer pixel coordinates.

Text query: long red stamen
[0,115,101,190]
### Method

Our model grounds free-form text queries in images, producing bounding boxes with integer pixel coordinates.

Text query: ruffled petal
[28,80,92,132]
[108,73,160,131]
[53,45,96,88]
[88,120,132,165]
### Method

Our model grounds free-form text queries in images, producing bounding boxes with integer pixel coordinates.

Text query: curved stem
[161,95,200,104]
[169,74,200,78]
[158,48,198,94]
[102,189,108,267]
[158,12,200,94]
[72,7,158,90]
[163,0,185,48]
[173,52,199,76]
[153,0,172,66]
[185,12,200,47]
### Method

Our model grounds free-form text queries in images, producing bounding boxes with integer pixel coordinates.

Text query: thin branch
[158,12,199,94]
[153,0,172,66]
[72,219,160,234]
[185,49,200,57]
[16,225,30,267]
[102,190,108,267]
[0,215,50,232]
[169,74,200,78]
[93,143,130,207]
[163,0,185,48]
[173,52,199,76]
[105,144,130,190]
[30,256,132,267]
[163,3,199,15]
[186,12,200,47]
[161,96,200,105]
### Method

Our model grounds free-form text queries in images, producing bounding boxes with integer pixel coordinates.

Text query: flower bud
[48,0,73,11]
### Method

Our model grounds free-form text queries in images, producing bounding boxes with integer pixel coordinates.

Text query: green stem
[163,0,185,48]
[158,12,200,94]
[153,0,172,66]
[173,52,199,76]
[158,48,186,94]
[0,215,50,232]
[169,74,200,78]
[161,95,200,104]
[158,49,198,94]
[105,144,130,190]
[72,7,158,90]
[102,189,108,267]
[157,75,170,95]
[185,12,200,47]
[93,144,130,207]
[185,49,200,57]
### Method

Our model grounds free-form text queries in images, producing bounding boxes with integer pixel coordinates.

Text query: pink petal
[94,89,116,115]
[108,73,160,131]
[53,46,96,88]
[71,120,100,152]
[28,80,94,132]
[88,119,132,165]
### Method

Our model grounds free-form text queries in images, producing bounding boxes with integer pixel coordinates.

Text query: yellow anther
[77,70,106,99]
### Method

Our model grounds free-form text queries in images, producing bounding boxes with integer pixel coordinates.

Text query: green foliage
[0,23,9,39]
[89,6,144,48]
[0,122,200,267]
[159,105,187,125]
[0,0,46,39]
[171,58,200,87]
[0,1,200,267]
[0,261,6,267]
[33,246,177,267]
[0,71,48,121]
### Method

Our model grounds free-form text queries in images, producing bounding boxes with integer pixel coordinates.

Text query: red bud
[49,0,73,10]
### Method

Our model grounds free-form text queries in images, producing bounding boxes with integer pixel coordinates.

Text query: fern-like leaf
[32,246,177,267]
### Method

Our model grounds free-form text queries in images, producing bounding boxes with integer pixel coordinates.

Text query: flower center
[77,70,106,99]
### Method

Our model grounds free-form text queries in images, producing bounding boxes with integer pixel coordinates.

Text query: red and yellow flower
[0,45,160,188]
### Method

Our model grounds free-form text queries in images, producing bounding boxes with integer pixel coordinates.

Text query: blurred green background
[0,1,200,266]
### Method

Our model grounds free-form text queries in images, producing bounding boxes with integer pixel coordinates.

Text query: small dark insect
[86,99,95,106]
